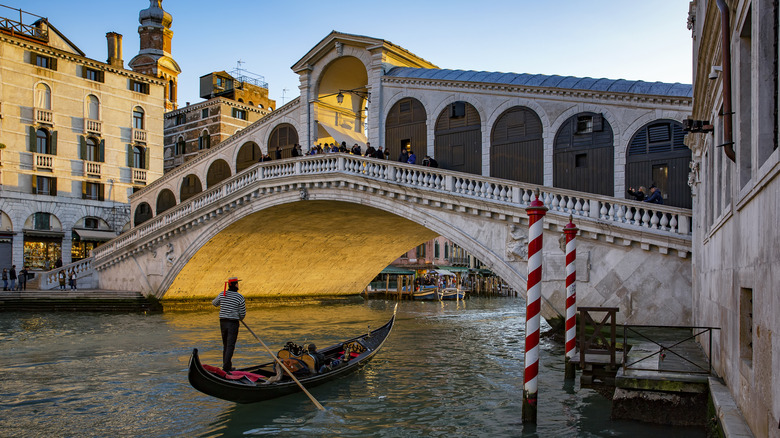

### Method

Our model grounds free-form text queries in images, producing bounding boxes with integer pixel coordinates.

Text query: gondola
[188,306,397,404]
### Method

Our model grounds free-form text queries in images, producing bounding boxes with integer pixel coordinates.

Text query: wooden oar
[240,320,325,411]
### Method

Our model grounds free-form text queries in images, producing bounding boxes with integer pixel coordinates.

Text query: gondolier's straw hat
[223,276,241,295]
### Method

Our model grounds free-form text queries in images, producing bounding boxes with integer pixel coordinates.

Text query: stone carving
[687,160,700,189]
[506,224,528,261]
[335,41,343,56]
[165,243,175,265]
[300,187,309,200]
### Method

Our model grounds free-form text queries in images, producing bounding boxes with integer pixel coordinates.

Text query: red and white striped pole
[523,190,547,424]
[563,216,579,379]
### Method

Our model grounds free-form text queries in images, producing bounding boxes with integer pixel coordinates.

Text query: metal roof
[384,67,692,98]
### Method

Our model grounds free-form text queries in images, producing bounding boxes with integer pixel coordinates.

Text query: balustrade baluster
[600,203,608,220]
[552,195,560,211]
[659,213,669,231]
[650,211,660,229]
[608,204,615,221]
[616,205,625,223]
[670,215,678,233]
[641,210,651,228]
[574,198,582,215]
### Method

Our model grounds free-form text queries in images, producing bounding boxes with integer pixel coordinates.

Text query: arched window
[175,136,185,156]
[133,107,145,129]
[35,83,51,109]
[198,130,210,150]
[258,104,264,109]
[434,101,482,175]
[248,101,254,106]
[133,146,145,169]
[134,202,153,226]
[206,159,231,187]
[86,94,99,120]
[553,112,614,196]
[180,174,203,201]
[36,128,51,154]
[236,142,261,172]
[268,124,298,159]
[490,106,543,184]
[156,189,176,214]
[385,97,427,165]
[85,137,99,162]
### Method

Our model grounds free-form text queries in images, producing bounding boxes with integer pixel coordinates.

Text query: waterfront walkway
[0,289,154,312]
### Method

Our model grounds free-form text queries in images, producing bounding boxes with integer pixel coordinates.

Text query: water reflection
[0,298,704,437]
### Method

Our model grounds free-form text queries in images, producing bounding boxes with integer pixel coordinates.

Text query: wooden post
[385,274,390,299]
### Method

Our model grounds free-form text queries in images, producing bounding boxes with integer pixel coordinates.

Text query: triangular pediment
[291,30,437,73]
[34,19,84,56]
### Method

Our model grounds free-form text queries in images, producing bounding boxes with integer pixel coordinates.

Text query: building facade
[0,3,171,271]
[688,1,780,436]
[163,70,275,173]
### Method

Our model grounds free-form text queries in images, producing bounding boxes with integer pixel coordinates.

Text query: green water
[0,298,704,437]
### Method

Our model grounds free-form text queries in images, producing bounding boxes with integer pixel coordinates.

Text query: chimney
[106,32,124,68]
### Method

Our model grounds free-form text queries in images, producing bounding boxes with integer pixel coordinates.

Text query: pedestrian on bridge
[644,184,664,204]
[212,276,247,374]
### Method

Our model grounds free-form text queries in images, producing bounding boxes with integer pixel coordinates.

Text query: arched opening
[207,159,232,187]
[315,56,368,149]
[36,128,52,154]
[133,106,145,129]
[71,216,112,262]
[434,101,482,175]
[132,145,146,169]
[626,119,691,208]
[180,174,203,202]
[35,83,51,109]
[553,112,614,196]
[198,129,211,150]
[86,94,100,120]
[134,202,153,226]
[490,106,543,184]
[385,97,426,164]
[156,189,177,214]
[268,124,299,159]
[236,142,260,172]
[23,212,63,269]
[84,136,100,162]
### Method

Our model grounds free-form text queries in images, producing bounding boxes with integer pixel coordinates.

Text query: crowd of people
[2,260,80,292]
[263,141,441,169]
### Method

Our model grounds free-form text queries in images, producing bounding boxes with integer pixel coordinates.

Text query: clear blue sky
[16,0,693,108]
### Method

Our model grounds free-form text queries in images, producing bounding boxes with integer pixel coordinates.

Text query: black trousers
[219,318,240,372]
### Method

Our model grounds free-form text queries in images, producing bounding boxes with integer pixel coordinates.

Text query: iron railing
[622,325,720,374]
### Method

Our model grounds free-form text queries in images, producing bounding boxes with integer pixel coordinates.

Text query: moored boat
[188,306,397,404]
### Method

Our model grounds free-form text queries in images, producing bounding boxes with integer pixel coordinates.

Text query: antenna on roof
[281,88,289,106]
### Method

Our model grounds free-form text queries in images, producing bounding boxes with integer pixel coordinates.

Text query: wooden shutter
[50,57,57,71]
[51,131,57,155]
[98,183,104,201]
[81,181,87,199]
[32,175,37,194]
[144,147,150,169]
[79,136,87,159]
[99,139,105,162]
[98,70,105,83]
[51,177,57,196]
[81,66,87,78]
[29,52,37,66]
[28,126,36,152]
[127,145,133,167]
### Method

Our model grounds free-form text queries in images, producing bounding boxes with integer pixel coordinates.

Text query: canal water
[0,298,705,437]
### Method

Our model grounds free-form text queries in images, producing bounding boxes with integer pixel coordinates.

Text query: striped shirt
[212,290,246,320]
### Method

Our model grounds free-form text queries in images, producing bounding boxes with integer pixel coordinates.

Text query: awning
[317,122,367,148]
[437,266,470,273]
[73,229,117,241]
[380,266,416,275]
[432,269,456,277]
[24,229,64,238]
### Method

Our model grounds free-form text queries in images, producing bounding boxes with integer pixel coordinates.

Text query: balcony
[83,160,101,178]
[133,168,147,184]
[33,152,54,171]
[132,128,147,144]
[34,107,53,126]
[84,118,102,135]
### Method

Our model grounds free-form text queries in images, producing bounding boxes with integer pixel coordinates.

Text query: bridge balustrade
[93,154,692,263]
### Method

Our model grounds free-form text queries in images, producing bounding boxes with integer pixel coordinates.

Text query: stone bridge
[87,153,692,325]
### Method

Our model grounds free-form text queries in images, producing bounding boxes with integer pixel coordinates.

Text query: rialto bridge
[47,31,696,325]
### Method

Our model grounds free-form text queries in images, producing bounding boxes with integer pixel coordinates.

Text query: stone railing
[132,128,147,144]
[83,160,101,177]
[84,118,102,134]
[93,154,693,263]
[34,107,53,125]
[133,169,147,184]
[40,257,94,290]
[33,152,54,171]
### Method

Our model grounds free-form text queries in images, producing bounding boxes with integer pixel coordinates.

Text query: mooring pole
[523,190,547,424]
[563,215,579,379]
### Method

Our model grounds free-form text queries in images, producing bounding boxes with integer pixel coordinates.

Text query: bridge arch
[179,174,203,202]
[206,159,231,188]
[236,142,261,172]
[156,189,176,214]
[434,100,482,175]
[490,106,543,184]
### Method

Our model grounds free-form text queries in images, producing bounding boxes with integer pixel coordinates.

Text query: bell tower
[128,0,181,111]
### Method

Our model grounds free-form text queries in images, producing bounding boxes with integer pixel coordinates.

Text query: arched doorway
[626,120,691,208]
[434,101,481,175]
[156,189,176,214]
[268,124,298,159]
[134,202,153,226]
[315,56,368,149]
[385,97,426,163]
[490,106,543,184]
[180,174,203,202]
[207,159,232,187]
[553,112,614,196]
[236,142,260,172]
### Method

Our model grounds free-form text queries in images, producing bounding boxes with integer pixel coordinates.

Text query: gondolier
[212,276,246,374]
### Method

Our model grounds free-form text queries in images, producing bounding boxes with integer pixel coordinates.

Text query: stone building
[0,2,172,271]
[687,1,780,436]
[163,70,275,173]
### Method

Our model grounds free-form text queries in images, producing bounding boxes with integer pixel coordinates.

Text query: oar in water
[240,320,325,411]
